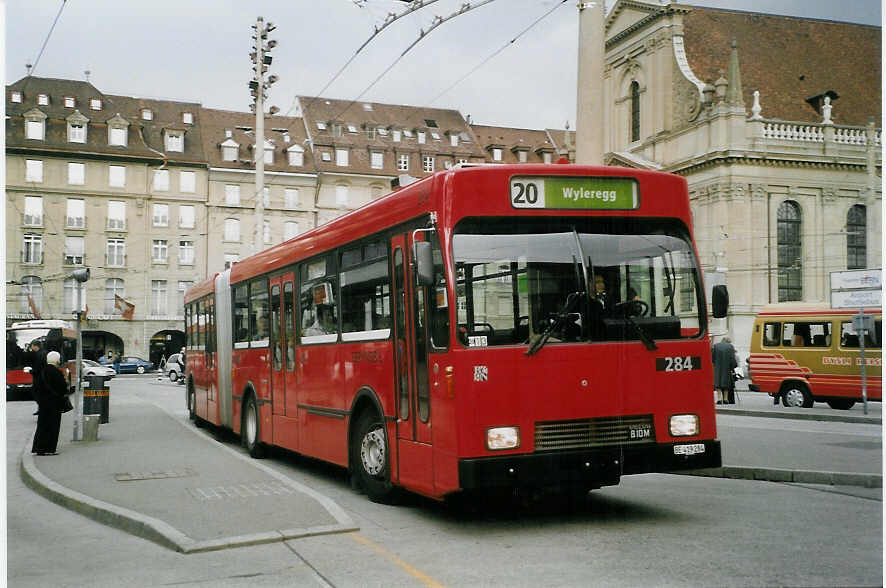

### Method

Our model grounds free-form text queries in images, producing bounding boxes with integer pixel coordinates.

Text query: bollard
[82,414,100,442]
[84,375,110,424]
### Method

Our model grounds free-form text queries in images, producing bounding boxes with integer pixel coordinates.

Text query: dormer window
[107,114,129,147]
[141,108,153,121]
[66,110,89,143]
[403,129,413,138]
[431,131,440,140]
[417,131,426,144]
[321,151,332,162]
[288,144,304,166]
[165,129,184,152]
[362,103,373,111]
[347,124,358,133]
[90,98,102,110]
[492,148,503,161]
[64,96,75,108]
[10,91,22,103]
[37,94,49,106]
[316,121,327,130]
[393,129,402,142]
[366,126,376,140]
[23,108,47,141]
[424,119,438,128]
[263,139,275,164]
[378,126,388,136]
[182,112,193,125]
[220,138,239,161]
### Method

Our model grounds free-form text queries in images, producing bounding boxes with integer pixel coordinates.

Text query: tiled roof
[682,6,881,126]
[470,125,558,163]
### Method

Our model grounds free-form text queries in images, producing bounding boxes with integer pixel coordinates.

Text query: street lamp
[71,267,89,441]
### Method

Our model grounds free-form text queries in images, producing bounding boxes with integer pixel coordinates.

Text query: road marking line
[349,532,445,588]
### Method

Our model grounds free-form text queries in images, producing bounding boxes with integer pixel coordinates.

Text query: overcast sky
[4,0,881,129]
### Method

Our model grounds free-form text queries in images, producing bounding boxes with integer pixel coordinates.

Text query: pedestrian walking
[32,351,67,456]
[712,336,738,405]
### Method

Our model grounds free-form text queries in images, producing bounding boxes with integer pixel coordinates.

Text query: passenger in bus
[304,304,336,336]
[32,351,67,456]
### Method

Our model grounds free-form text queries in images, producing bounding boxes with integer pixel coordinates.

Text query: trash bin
[84,375,110,424]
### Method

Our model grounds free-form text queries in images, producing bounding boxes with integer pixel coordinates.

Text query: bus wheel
[826,399,856,410]
[352,411,397,504]
[242,394,265,458]
[781,383,812,408]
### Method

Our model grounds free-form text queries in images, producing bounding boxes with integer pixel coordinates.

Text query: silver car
[164,353,185,383]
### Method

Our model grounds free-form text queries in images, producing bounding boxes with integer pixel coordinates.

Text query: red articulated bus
[184,164,722,503]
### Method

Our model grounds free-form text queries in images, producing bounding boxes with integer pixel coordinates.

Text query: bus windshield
[453,217,703,348]
[6,327,76,369]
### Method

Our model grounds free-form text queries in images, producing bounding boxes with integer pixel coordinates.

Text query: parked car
[164,353,185,383]
[108,356,154,374]
[81,359,116,379]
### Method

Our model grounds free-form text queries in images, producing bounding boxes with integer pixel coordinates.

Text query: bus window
[300,255,338,344]
[393,248,408,419]
[841,320,882,349]
[284,282,295,370]
[429,234,450,350]
[763,322,781,347]
[783,321,830,347]
[233,284,249,348]
[250,279,270,346]
[340,241,391,341]
[271,284,282,369]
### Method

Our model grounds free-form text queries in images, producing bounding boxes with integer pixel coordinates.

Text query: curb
[682,466,882,488]
[716,407,881,425]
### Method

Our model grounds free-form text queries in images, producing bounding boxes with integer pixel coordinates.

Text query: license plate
[673,443,705,456]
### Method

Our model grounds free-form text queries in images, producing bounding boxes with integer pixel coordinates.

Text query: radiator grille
[534,415,655,451]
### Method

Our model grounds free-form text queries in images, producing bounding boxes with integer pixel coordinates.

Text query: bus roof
[184,272,219,304]
[225,164,690,286]
[756,303,882,317]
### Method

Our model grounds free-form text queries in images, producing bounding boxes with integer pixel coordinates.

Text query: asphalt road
[6,375,883,587]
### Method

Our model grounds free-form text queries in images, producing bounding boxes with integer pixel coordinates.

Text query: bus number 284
[656,356,701,372]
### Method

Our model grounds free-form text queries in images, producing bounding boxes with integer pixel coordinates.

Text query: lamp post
[70,267,89,441]
[249,17,279,254]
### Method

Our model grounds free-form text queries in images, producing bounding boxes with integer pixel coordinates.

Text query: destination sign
[510,176,638,210]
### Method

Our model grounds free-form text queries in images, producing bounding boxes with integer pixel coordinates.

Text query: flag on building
[114,294,135,320]
[27,294,41,319]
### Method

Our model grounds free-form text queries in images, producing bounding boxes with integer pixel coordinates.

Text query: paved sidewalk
[20,397,357,553]
[717,386,881,424]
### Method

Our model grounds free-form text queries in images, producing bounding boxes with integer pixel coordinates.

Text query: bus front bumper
[457,440,721,490]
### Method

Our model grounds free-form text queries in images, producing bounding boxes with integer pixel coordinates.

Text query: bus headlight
[486,426,520,450]
[669,414,699,437]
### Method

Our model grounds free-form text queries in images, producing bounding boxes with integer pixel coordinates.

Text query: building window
[90,98,102,110]
[224,218,240,241]
[177,281,193,315]
[66,199,86,228]
[151,280,168,315]
[105,279,125,314]
[284,188,299,209]
[417,131,426,144]
[492,148,502,161]
[264,143,274,164]
[64,96,75,108]
[152,203,169,227]
[777,200,803,302]
[109,126,127,146]
[225,184,240,205]
[321,151,332,162]
[398,154,409,171]
[403,129,413,138]
[332,123,343,137]
[316,121,327,130]
[26,119,44,140]
[630,81,640,143]
[336,148,349,167]
[431,132,440,141]
[68,121,86,143]
[179,204,195,228]
[518,151,528,163]
[64,236,85,265]
[288,145,304,166]
[180,171,196,193]
[141,108,153,120]
[371,151,383,169]
[23,234,43,264]
[165,130,184,152]
[20,276,43,314]
[25,159,43,182]
[179,240,195,265]
[37,94,49,106]
[152,239,169,263]
[107,238,126,266]
[284,221,299,240]
[450,134,458,147]
[63,278,87,313]
[366,127,376,140]
[222,142,238,161]
[264,221,271,244]
[847,204,867,269]
[182,112,193,124]
[422,155,434,173]
[24,196,43,226]
[336,185,349,207]
[263,187,270,208]
[109,165,126,188]
[153,169,169,191]
[68,162,85,185]
[224,254,239,269]
[543,152,552,164]
[11,91,22,103]
[107,201,126,230]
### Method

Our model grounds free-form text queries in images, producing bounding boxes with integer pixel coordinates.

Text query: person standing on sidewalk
[712,336,738,405]
[32,351,67,456]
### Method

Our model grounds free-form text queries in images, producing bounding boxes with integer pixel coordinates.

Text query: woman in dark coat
[33,351,67,455]
[712,336,738,405]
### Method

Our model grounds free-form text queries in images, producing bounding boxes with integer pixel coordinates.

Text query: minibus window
[763,322,780,347]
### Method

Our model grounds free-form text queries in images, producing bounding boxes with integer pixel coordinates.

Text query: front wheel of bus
[352,411,397,504]
[781,383,812,408]
[242,394,265,458]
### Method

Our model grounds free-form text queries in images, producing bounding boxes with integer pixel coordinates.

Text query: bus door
[391,233,433,489]
[269,274,297,447]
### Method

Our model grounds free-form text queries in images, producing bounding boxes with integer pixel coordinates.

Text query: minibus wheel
[781,383,812,408]
[242,394,265,458]
[352,411,397,504]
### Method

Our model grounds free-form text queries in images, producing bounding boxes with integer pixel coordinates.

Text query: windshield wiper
[526,291,582,356]
[613,302,658,351]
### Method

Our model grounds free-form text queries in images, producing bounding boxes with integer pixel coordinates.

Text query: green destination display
[509,176,638,210]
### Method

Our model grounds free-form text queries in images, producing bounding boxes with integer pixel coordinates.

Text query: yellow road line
[349,532,446,588]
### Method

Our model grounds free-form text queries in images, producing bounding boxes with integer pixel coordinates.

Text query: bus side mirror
[711,285,728,318]
[414,241,435,287]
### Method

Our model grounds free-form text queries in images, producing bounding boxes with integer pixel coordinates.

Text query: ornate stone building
[600,1,881,355]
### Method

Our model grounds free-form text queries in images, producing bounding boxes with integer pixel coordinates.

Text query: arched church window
[777,200,802,302]
[630,81,640,143]
[846,204,866,270]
